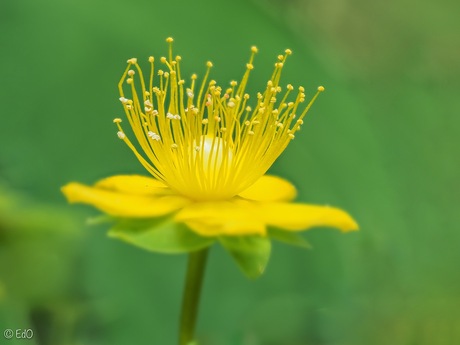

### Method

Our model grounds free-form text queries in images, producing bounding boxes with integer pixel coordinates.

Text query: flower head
[62,38,357,254]
[114,38,324,201]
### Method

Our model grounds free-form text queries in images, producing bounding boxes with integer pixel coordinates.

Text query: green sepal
[268,227,312,249]
[219,236,271,279]
[108,216,215,254]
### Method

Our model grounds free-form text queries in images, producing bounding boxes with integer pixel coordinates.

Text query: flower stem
[179,248,209,345]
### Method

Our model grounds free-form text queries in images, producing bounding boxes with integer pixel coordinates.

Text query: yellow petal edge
[61,181,189,218]
[256,203,359,232]
[238,175,297,202]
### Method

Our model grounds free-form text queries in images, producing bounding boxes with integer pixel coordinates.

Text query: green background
[1,0,459,344]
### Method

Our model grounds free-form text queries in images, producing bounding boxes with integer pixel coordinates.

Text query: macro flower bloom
[62,38,358,238]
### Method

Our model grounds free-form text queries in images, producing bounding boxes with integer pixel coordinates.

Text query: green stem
[179,248,209,345]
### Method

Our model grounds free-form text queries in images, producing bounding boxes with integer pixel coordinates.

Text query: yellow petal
[255,203,359,232]
[175,201,266,237]
[61,182,189,218]
[95,175,170,195]
[238,175,297,202]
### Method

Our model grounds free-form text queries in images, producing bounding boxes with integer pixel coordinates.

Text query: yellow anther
[176,56,182,61]
[299,86,305,92]
[127,78,133,84]
[127,58,137,64]
[113,118,122,123]
[166,37,174,43]
[287,84,294,90]
[246,63,254,70]
[160,57,167,63]
[191,74,197,80]
[128,69,135,76]
[318,86,325,92]
[230,81,237,87]
[206,61,213,68]
[285,49,292,55]
[251,46,258,53]
[148,56,154,63]
[277,55,284,61]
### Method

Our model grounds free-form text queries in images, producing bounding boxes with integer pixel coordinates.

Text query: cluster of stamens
[113,37,324,200]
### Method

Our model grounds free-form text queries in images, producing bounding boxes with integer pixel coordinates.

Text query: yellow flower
[62,38,358,237]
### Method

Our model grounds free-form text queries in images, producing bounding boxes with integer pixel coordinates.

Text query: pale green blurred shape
[0,183,87,345]
[1,0,459,344]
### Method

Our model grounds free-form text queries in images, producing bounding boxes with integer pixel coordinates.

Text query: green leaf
[268,228,312,249]
[219,236,271,279]
[108,217,215,254]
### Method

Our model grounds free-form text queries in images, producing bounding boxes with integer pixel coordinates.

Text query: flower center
[195,136,233,175]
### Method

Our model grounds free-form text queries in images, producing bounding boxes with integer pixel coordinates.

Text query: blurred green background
[1,0,459,344]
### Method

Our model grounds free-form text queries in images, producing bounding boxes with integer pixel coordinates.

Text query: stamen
[147,131,161,141]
